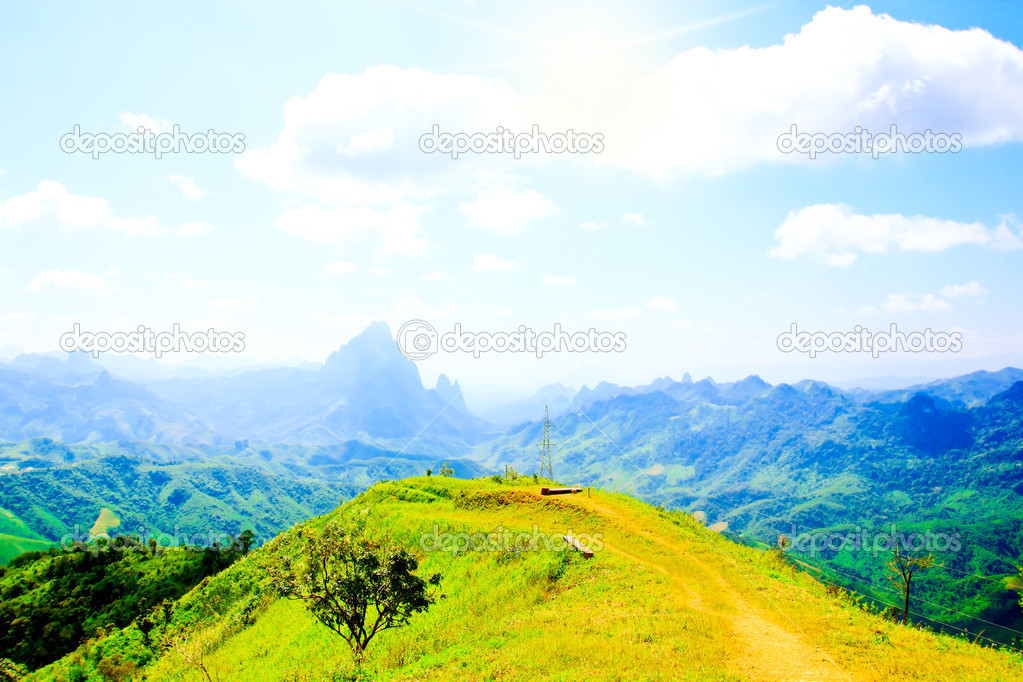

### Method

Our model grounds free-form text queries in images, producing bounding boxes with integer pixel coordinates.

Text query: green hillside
[0,533,51,565]
[0,541,240,673]
[0,508,51,563]
[28,476,1023,681]
[479,383,1023,641]
[0,439,489,562]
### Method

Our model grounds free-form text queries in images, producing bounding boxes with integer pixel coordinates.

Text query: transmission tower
[537,405,555,481]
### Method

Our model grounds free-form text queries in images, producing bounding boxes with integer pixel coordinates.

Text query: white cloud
[314,296,455,328]
[859,292,953,314]
[204,296,260,315]
[580,220,607,230]
[646,296,680,313]
[314,311,376,328]
[235,66,567,206]
[769,204,1023,265]
[236,9,1023,193]
[0,181,209,236]
[883,293,952,313]
[471,253,520,272]
[27,269,117,295]
[119,112,171,134]
[322,262,358,277]
[337,127,394,156]
[623,213,645,227]
[0,181,107,230]
[179,221,213,235]
[389,295,456,321]
[542,274,578,286]
[601,5,1023,177]
[277,203,430,257]
[182,279,208,289]
[941,281,988,297]
[592,308,642,320]
[168,175,207,200]
[421,271,450,281]
[459,186,559,234]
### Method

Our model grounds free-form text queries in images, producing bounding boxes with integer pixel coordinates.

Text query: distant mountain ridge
[500,367,1023,426]
[0,322,489,447]
[0,321,1020,455]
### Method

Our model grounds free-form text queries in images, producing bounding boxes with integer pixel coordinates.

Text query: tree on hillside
[1016,566,1023,610]
[439,462,454,477]
[886,540,939,626]
[170,634,215,682]
[272,522,441,664]
[233,529,256,554]
[774,534,792,561]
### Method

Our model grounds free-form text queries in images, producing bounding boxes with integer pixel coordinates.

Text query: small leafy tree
[886,540,939,625]
[439,463,454,477]
[425,468,433,476]
[273,522,440,664]
[235,529,256,554]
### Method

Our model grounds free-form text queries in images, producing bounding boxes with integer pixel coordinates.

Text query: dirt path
[567,496,851,681]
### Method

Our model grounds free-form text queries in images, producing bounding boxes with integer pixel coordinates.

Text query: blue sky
[1,1,1022,397]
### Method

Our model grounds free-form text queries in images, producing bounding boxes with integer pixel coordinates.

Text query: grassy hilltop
[28,475,1023,681]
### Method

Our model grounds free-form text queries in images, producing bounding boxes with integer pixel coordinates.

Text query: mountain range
[2,322,1022,641]
[0,322,487,448]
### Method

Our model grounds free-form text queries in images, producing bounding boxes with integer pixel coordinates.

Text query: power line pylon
[538,405,555,481]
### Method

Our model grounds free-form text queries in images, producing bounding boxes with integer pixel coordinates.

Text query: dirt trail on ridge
[565,496,851,681]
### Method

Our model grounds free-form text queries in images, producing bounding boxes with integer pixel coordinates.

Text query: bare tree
[171,634,216,682]
[886,540,939,626]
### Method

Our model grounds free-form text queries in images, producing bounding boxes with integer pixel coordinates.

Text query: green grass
[32,476,1023,681]
[0,507,39,538]
[0,533,52,564]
